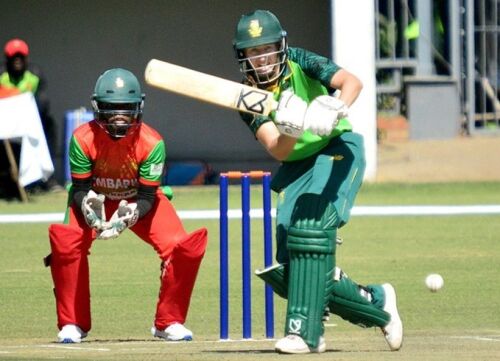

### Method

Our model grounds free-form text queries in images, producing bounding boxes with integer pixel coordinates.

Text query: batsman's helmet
[233,10,288,86]
[91,68,145,138]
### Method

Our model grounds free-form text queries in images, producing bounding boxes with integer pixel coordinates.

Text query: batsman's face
[243,43,280,78]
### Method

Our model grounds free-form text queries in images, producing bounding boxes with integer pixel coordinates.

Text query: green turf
[1,182,500,360]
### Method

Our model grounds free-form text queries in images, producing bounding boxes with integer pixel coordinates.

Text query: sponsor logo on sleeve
[150,163,164,176]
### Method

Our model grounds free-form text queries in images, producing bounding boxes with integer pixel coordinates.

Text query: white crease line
[2,205,500,223]
[451,336,500,342]
[5,335,500,351]
[39,344,110,351]
[2,339,275,350]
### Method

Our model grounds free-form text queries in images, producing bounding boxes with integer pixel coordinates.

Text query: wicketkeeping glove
[98,200,139,240]
[303,95,349,136]
[81,190,107,231]
[274,90,308,138]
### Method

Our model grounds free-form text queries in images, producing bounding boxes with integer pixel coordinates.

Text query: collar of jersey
[265,61,293,96]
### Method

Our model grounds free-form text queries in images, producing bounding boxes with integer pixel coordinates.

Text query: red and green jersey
[69,121,165,200]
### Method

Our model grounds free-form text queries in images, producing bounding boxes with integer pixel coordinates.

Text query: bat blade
[144,59,278,116]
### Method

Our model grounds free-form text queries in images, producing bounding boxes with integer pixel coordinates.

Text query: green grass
[1,182,500,360]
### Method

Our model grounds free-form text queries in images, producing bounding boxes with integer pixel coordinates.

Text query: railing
[374,0,499,134]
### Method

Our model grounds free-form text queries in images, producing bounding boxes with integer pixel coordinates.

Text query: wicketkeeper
[232,10,403,354]
[45,68,207,343]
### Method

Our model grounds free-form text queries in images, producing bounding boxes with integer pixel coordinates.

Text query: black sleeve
[72,177,92,209]
[239,111,273,138]
[136,184,157,218]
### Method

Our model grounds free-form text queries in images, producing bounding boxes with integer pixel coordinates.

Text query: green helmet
[233,10,288,86]
[92,68,144,103]
[91,68,145,138]
[233,10,287,50]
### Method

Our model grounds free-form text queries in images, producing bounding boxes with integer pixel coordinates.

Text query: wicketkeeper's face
[95,102,142,138]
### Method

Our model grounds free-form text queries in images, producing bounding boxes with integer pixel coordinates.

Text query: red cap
[4,38,29,57]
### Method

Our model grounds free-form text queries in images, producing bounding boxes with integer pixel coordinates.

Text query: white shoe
[381,283,403,351]
[275,335,326,354]
[57,324,87,343]
[151,323,193,341]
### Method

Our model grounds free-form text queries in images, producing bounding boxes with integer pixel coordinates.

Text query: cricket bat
[144,59,278,116]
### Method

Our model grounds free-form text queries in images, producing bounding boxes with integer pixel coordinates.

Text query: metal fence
[470,0,499,133]
[375,0,499,135]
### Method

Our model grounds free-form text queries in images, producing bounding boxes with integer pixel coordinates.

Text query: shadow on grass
[203,348,349,354]
[50,338,155,344]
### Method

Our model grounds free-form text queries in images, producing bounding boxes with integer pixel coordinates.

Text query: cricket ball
[425,273,444,292]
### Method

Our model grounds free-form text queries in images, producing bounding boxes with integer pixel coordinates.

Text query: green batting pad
[285,251,333,348]
[330,273,390,328]
[255,263,390,328]
[255,264,288,299]
[283,193,338,348]
[285,224,335,349]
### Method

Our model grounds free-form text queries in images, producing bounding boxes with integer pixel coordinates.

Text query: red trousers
[48,192,207,332]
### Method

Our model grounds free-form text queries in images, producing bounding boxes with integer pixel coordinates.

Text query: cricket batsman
[45,68,207,343]
[232,10,403,353]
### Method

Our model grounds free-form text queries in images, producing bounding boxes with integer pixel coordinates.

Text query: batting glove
[303,95,348,136]
[81,190,107,231]
[98,200,139,240]
[274,90,308,138]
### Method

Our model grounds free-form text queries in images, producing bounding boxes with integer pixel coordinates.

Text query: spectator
[0,38,61,193]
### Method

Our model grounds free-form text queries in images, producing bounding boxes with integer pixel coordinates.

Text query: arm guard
[136,184,156,218]
[72,177,92,209]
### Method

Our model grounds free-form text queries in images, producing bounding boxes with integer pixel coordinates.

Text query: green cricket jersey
[240,47,353,162]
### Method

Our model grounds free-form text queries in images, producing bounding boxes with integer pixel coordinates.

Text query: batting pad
[330,272,390,328]
[255,263,288,299]
[255,263,390,329]
[285,226,335,349]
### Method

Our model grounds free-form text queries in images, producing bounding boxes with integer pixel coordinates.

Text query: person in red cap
[0,38,61,196]
[3,38,29,60]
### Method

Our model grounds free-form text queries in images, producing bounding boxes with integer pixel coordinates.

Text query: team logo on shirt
[95,177,138,189]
